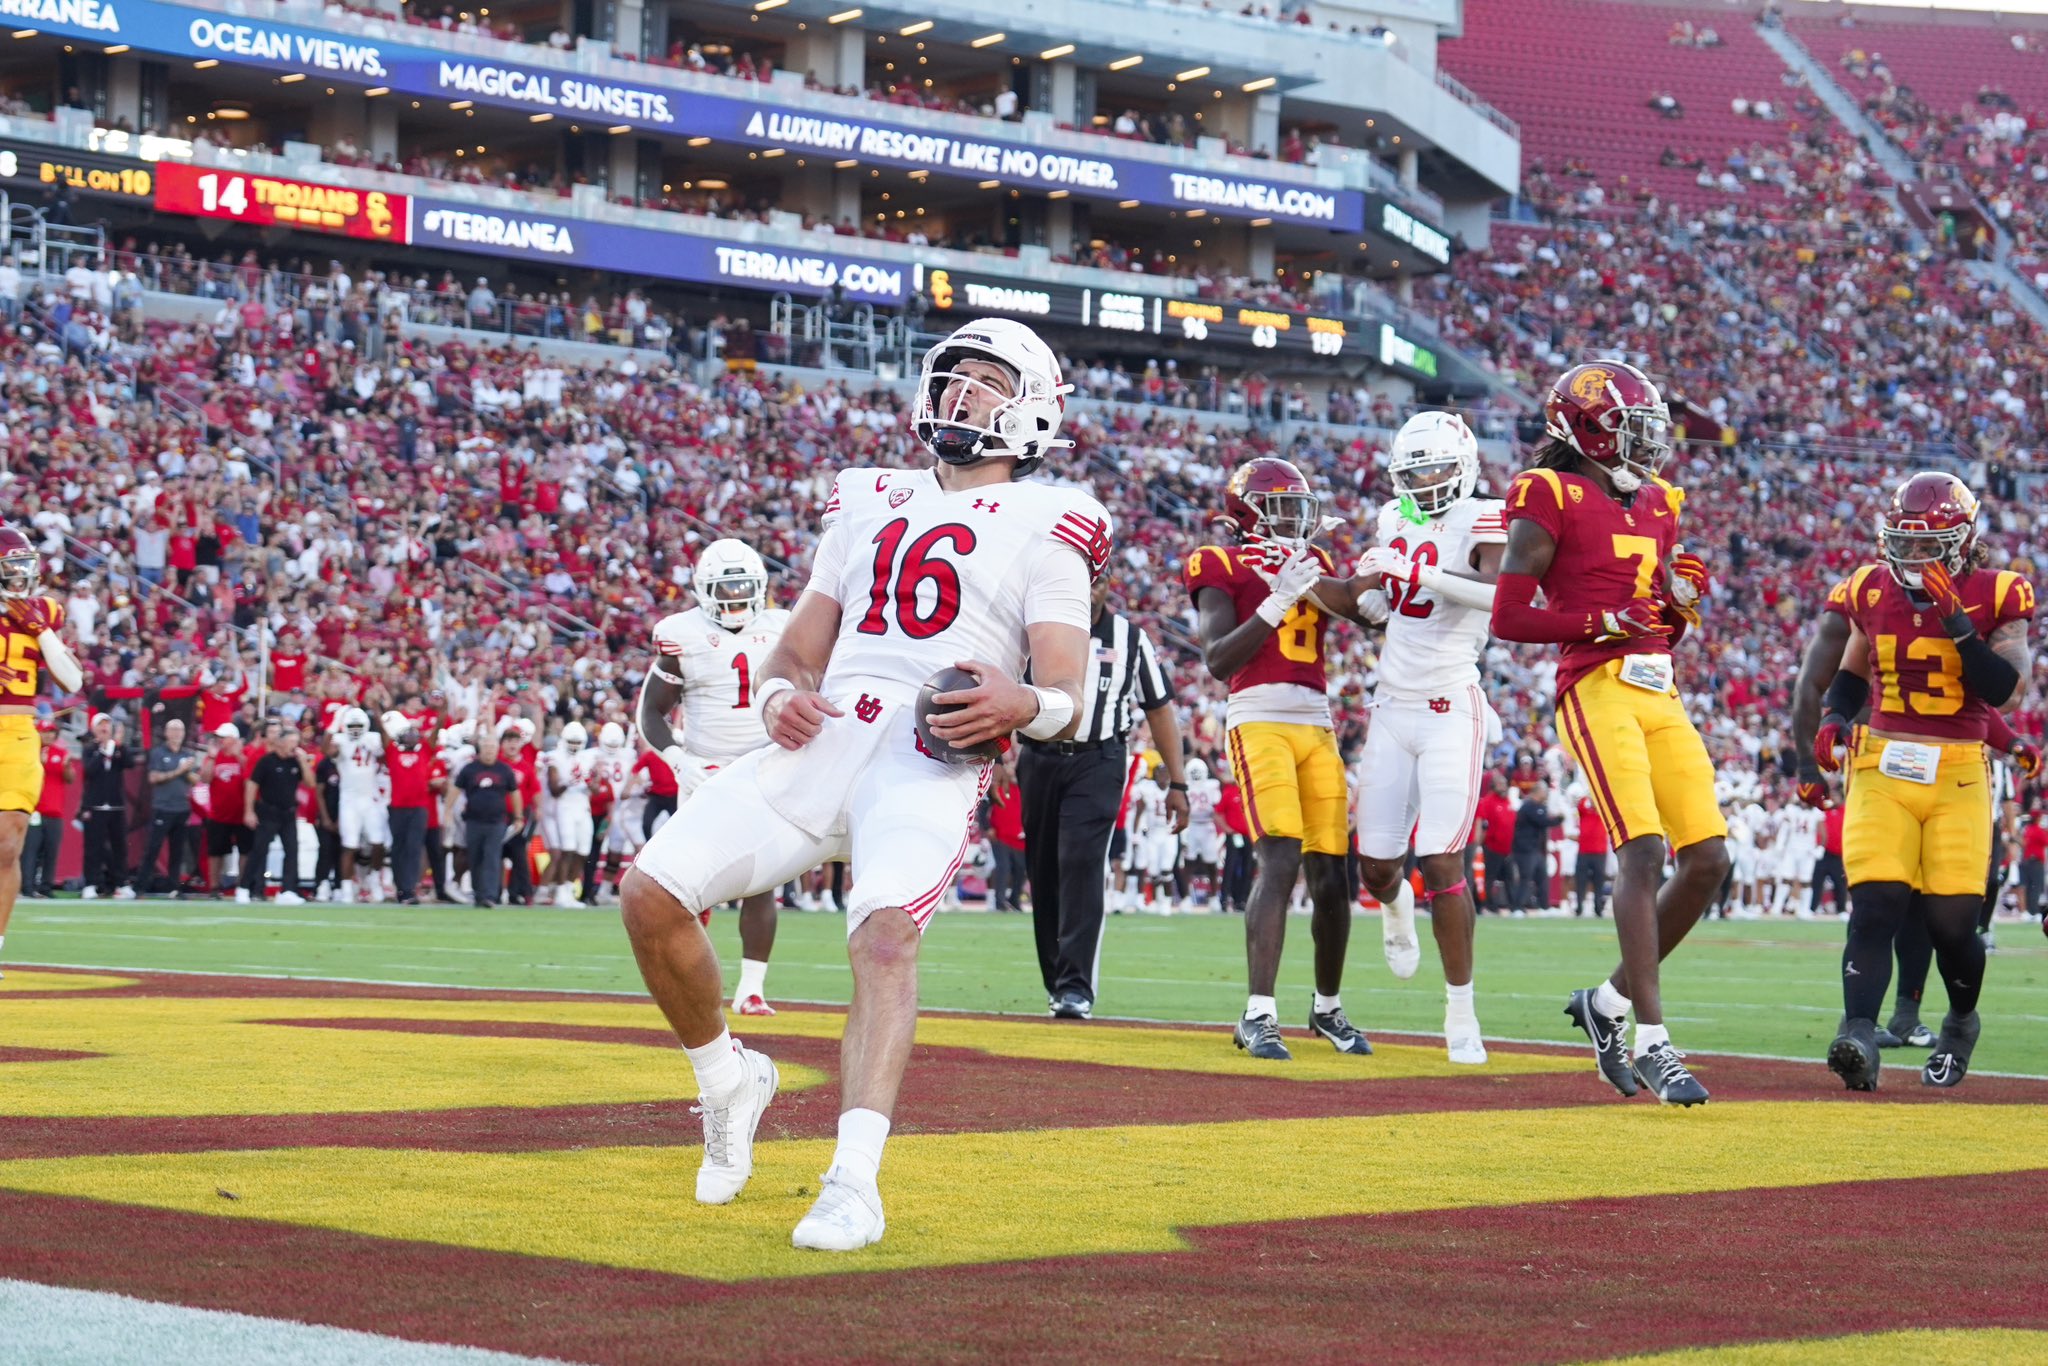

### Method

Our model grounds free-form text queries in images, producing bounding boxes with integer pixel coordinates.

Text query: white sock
[1313,992,1342,1014]
[684,1030,743,1099]
[1446,981,1475,1015]
[1634,1023,1670,1057]
[735,958,768,1002]
[1245,993,1277,1021]
[1591,981,1631,1020]
[832,1107,891,1186]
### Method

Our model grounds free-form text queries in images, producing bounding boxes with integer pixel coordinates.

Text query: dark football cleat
[1828,1017,1882,1092]
[1922,1010,1981,1089]
[1233,1013,1291,1061]
[1632,1042,1709,1106]
[1309,1006,1373,1055]
[1564,988,1639,1097]
[1050,990,1092,1021]
[1874,1024,1904,1049]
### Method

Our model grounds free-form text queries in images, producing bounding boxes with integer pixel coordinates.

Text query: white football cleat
[337,881,356,905]
[694,1043,779,1205]
[113,886,136,901]
[1382,879,1421,980]
[276,890,306,906]
[233,888,251,905]
[1446,1014,1488,1066]
[791,1166,886,1251]
[734,995,777,1017]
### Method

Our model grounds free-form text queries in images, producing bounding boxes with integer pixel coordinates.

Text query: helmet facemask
[706,573,766,630]
[1879,518,1970,591]
[1600,404,1673,494]
[1247,488,1321,549]
[1391,456,1467,518]
[918,353,1022,465]
[0,550,38,599]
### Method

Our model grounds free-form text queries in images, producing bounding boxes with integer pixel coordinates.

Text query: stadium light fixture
[1118,199,1138,208]
[753,0,787,10]
[1175,65,1209,81]
[364,86,388,96]
[279,72,306,83]
[1241,76,1275,92]
[838,159,859,167]
[1047,188,1069,199]
[1108,54,1142,70]
[828,8,863,23]
[970,31,1005,47]
[899,20,932,35]
[529,112,553,122]
[608,124,631,134]
[10,29,34,38]
[978,179,1000,189]
[194,58,219,68]
[687,136,711,146]
[698,178,729,189]
[1040,43,1074,59]
[104,43,127,53]
[449,99,473,109]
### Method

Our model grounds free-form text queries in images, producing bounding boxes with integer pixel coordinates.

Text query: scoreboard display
[154,163,410,243]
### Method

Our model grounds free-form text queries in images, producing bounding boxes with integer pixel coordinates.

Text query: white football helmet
[598,721,626,751]
[341,706,369,738]
[1186,758,1209,784]
[560,721,588,754]
[693,539,768,631]
[912,317,1074,476]
[1389,411,1480,518]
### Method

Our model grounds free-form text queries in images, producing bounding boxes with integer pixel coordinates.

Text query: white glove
[1357,546,1416,584]
[1271,547,1324,605]
[1256,548,1323,625]
[661,744,707,788]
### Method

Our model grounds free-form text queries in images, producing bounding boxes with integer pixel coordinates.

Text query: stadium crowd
[8,220,2046,916]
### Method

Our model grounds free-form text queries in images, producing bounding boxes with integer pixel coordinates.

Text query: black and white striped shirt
[1054,610,1173,745]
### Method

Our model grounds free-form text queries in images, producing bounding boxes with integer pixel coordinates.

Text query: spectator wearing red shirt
[386,732,438,905]
[199,665,249,737]
[631,745,680,839]
[21,725,78,898]
[2019,814,2047,921]
[199,724,251,894]
[499,722,541,906]
[1474,774,1519,914]
[984,762,1027,913]
[1572,793,1611,918]
[423,751,453,901]
[271,642,309,695]
[1218,778,1252,913]
[1813,803,1849,916]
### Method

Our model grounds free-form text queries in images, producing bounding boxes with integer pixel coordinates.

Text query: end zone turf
[4,967,2047,1362]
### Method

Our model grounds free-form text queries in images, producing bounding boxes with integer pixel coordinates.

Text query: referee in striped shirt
[1021,575,1188,1019]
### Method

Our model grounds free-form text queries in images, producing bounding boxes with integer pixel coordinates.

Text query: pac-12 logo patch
[889,487,914,508]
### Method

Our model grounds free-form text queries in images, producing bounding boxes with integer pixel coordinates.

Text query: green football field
[9,896,2048,1076]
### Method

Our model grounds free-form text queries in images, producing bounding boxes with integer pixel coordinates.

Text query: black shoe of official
[1050,991,1092,1020]
[1233,1013,1291,1061]
[1922,1010,1981,1089]
[1309,1005,1373,1055]
[1632,1041,1709,1106]
[1828,1017,1882,1092]
[1564,988,1639,1097]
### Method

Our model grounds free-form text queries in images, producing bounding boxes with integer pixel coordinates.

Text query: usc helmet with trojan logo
[0,525,39,599]
[1543,361,1674,494]
[1878,471,1980,591]
[1220,458,1320,549]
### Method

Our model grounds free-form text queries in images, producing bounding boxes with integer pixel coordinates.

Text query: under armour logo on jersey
[972,498,1001,513]
[855,694,884,724]
[1430,698,1451,714]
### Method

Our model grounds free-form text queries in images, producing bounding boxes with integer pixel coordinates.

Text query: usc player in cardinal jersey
[1811,473,2035,1091]
[1186,457,1378,1061]
[0,527,85,977]
[1491,362,1729,1106]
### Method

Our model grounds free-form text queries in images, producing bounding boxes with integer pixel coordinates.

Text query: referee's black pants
[1018,739,1124,1006]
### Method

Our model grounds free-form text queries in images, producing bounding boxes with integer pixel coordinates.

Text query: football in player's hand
[916,665,1007,764]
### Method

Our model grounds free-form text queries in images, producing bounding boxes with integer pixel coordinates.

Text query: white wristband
[1020,685,1076,741]
[1254,595,1290,628]
[752,676,795,730]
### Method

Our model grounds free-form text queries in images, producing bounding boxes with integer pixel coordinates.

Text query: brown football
[914,666,1006,764]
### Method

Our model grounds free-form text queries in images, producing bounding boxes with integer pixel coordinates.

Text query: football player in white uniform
[328,706,391,904]
[620,318,1107,1252]
[1349,411,1506,1064]
[1180,758,1224,907]
[636,538,793,1013]
[544,722,596,908]
[1125,765,1179,913]
[586,721,642,904]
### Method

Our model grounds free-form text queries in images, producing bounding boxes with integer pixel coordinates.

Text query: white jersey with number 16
[805,466,1112,704]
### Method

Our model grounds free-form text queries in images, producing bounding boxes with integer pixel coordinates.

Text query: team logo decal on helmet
[1222,457,1321,550]
[1878,471,1979,591]
[1545,360,1673,495]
